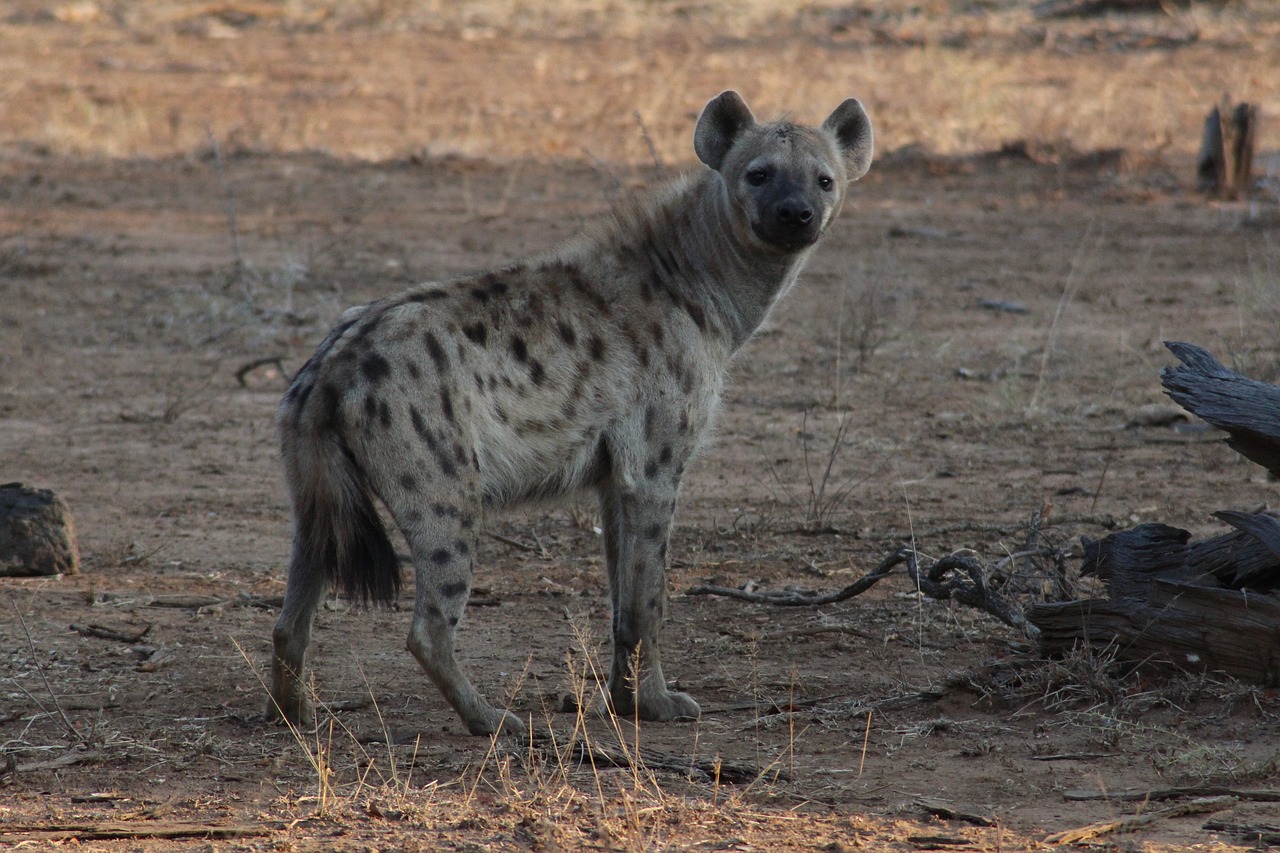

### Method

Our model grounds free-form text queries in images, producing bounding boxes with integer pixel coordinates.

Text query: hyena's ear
[823,99,874,182]
[694,91,756,172]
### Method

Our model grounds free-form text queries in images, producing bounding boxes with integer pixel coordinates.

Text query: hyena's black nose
[776,201,814,227]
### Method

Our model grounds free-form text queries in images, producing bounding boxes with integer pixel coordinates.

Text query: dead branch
[1065,785,1280,803]
[70,623,152,644]
[914,797,997,827]
[687,544,1036,638]
[1043,796,1236,845]
[2,749,105,775]
[0,821,268,842]
[1203,820,1280,845]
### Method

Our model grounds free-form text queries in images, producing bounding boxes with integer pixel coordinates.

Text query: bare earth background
[3,1,1280,850]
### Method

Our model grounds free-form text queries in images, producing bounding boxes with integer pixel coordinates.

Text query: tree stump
[1196,97,1258,200]
[0,483,81,576]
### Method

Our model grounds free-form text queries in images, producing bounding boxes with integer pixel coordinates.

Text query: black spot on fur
[682,298,707,331]
[645,523,662,540]
[644,460,659,479]
[406,289,449,302]
[400,473,417,491]
[406,361,422,380]
[430,549,451,566]
[461,514,476,529]
[440,581,468,598]
[588,335,606,362]
[644,406,656,440]
[364,393,378,420]
[441,389,456,425]
[455,539,469,556]
[659,445,672,465]
[463,323,488,346]
[528,359,546,386]
[378,400,392,428]
[432,503,457,518]
[470,287,491,305]
[511,335,528,363]
[361,352,392,384]
[424,332,448,371]
[650,321,665,346]
[557,321,577,347]
[409,405,430,441]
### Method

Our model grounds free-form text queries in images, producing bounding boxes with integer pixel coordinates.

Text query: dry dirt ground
[3,2,1280,851]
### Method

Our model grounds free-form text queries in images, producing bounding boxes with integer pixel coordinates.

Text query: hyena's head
[694,91,873,253]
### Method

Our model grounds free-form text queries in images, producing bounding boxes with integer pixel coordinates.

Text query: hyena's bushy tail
[282,420,402,606]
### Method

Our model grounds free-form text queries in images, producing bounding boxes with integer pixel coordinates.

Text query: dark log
[1034,518,1280,683]
[1029,579,1280,685]
[1081,519,1280,593]
[1160,341,1280,477]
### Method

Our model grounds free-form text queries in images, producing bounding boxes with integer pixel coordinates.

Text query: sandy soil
[2,2,1279,850]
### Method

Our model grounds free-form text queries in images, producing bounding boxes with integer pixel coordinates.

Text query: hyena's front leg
[599,477,700,722]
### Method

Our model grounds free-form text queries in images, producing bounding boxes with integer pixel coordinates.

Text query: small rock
[0,483,80,576]
[1125,404,1190,429]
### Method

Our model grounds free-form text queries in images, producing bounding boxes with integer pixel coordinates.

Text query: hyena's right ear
[823,99,874,182]
[694,91,756,172]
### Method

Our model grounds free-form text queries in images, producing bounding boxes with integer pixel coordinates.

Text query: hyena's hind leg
[385,484,527,737]
[267,538,330,726]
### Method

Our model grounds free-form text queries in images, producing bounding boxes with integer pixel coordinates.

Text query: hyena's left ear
[694,91,757,172]
[823,99,874,182]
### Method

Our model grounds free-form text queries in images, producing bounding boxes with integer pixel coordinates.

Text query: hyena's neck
[601,172,812,351]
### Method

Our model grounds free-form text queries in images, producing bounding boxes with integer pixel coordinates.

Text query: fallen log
[1028,342,1280,684]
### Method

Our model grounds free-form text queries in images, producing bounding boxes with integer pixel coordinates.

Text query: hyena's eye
[817,176,834,191]
[746,168,770,186]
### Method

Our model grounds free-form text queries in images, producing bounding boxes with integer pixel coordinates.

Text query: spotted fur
[268,91,873,735]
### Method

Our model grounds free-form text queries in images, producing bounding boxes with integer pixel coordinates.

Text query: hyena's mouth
[751,219,821,252]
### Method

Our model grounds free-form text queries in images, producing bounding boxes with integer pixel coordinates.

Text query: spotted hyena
[269,91,874,735]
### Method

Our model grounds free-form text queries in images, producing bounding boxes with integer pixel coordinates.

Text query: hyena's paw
[642,688,701,722]
[464,706,527,738]
[265,693,316,728]
[607,683,701,722]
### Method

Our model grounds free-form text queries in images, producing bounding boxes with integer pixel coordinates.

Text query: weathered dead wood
[1161,341,1280,477]
[686,544,1035,637]
[0,821,268,842]
[914,797,997,827]
[1066,786,1280,803]
[70,623,152,644]
[1196,98,1258,199]
[1029,574,1280,684]
[1043,796,1235,845]
[1203,820,1280,845]
[1032,342,1280,683]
